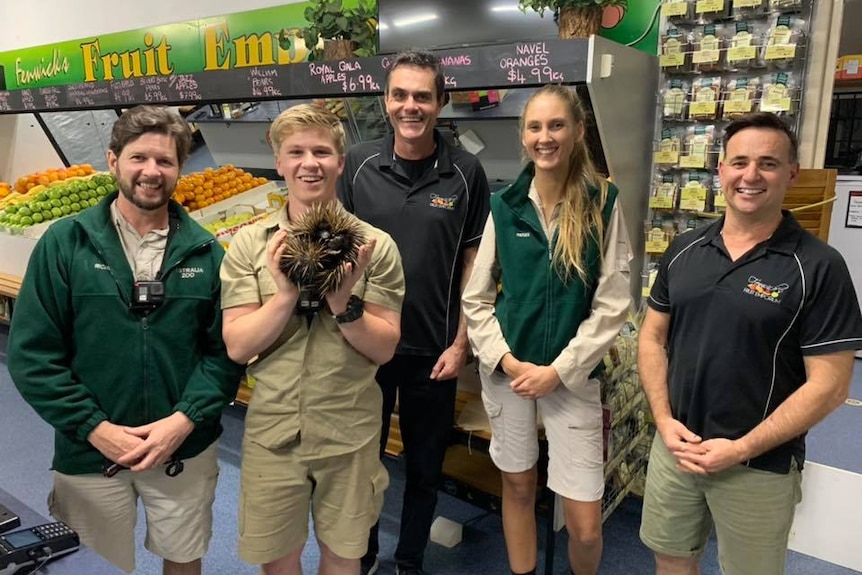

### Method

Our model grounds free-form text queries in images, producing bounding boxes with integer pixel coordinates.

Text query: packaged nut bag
[692,23,727,73]
[726,20,767,70]
[661,27,692,73]
[723,76,761,119]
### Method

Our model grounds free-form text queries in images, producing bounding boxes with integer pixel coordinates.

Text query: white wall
[0,115,63,182]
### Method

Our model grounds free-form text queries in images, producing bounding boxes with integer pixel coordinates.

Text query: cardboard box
[837,54,862,80]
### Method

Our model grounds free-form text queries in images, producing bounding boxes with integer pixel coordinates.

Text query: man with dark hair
[638,111,862,574]
[338,48,491,575]
[8,105,243,575]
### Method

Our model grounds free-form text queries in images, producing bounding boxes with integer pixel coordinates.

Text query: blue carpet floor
[0,326,858,573]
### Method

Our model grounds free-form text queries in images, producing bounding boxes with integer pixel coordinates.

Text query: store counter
[0,487,123,574]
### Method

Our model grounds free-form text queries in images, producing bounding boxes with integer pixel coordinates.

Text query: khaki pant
[238,437,388,565]
[49,442,219,573]
[640,435,802,575]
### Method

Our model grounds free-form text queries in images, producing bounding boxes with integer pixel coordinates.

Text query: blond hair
[519,85,608,283]
[269,103,346,155]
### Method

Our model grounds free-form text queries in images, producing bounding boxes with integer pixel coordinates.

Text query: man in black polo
[337,49,490,575]
[638,111,862,575]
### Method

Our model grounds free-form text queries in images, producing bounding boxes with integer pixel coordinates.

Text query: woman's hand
[511,365,562,399]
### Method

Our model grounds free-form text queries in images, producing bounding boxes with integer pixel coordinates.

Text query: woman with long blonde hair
[463,84,633,575]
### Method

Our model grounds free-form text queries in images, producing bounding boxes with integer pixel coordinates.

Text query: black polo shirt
[338,131,491,356]
[648,212,862,473]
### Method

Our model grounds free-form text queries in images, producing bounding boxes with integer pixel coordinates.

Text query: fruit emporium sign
[0,1,362,112]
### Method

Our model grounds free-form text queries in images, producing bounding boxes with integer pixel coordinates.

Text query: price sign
[692,50,720,64]
[653,150,680,165]
[660,53,686,68]
[696,0,725,13]
[662,1,688,17]
[248,68,283,98]
[649,196,675,209]
[679,197,706,211]
[765,44,796,60]
[646,239,669,254]
[172,74,203,101]
[724,100,752,113]
[734,0,763,7]
[728,46,757,62]
[680,155,706,169]
[761,97,792,112]
[689,101,717,117]
[682,183,707,201]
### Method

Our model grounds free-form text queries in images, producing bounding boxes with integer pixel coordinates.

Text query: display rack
[646,0,814,262]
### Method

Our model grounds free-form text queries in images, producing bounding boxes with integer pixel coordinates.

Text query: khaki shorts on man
[49,442,220,573]
[238,437,389,565]
[640,435,802,575]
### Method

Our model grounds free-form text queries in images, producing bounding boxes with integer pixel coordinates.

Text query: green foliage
[300,0,378,60]
[518,0,627,17]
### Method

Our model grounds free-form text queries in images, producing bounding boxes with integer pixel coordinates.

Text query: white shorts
[48,441,220,573]
[480,370,604,502]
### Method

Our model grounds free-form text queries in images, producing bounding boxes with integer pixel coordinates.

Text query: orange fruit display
[13,164,96,194]
[172,165,268,211]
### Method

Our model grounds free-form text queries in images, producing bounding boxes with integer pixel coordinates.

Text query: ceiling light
[392,13,439,27]
[490,5,520,12]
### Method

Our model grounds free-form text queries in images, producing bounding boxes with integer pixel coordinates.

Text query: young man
[638,111,862,575]
[220,104,405,575]
[338,49,491,575]
[7,105,243,574]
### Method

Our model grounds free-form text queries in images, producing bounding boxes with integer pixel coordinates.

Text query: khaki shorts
[238,437,389,565]
[49,441,220,573]
[640,434,802,575]
[480,370,604,502]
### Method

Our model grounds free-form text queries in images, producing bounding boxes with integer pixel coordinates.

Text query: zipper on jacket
[141,314,150,420]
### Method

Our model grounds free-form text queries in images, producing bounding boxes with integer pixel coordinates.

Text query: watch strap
[333,295,364,324]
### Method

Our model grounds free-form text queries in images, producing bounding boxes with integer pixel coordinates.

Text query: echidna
[279,202,365,312]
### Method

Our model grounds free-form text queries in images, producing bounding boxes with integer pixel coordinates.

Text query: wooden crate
[783,169,837,242]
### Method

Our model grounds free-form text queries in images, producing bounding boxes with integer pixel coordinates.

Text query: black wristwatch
[333,295,364,324]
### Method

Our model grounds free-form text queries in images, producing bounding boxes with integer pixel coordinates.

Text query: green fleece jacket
[8,193,243,475]
[491,164,617,367]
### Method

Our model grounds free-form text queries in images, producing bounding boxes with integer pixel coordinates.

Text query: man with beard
[7,105,243,575]
[338,49,491,575]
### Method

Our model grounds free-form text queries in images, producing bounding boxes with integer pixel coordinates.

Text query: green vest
[491,164,617,367]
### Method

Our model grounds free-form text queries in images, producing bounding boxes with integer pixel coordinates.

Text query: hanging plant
[296,0,379,61]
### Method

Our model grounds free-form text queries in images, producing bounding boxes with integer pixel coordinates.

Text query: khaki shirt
[463,182,633,391]
[220,204,405,457]
[110,199,168,281]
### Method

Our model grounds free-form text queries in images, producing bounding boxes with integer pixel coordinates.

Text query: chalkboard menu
[0,39,589,115]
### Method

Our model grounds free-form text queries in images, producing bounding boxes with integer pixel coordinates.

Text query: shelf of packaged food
[604,424,651,482]
[602,455,648,522]
[610,386,645,429]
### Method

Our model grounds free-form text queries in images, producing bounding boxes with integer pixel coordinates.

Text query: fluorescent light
[377,22,389,30]
[392,13,438,27]
[490,5,520,12]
